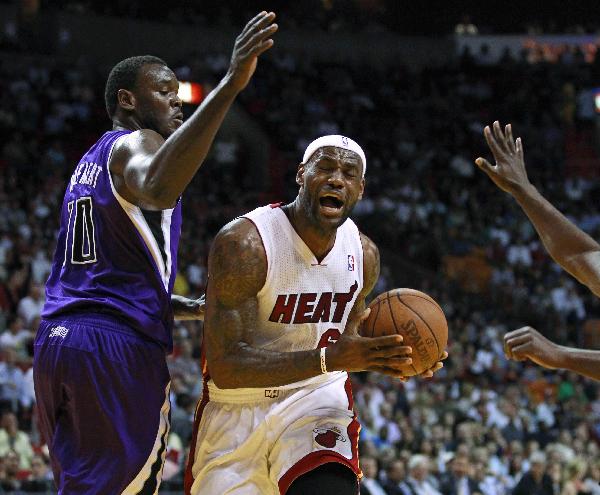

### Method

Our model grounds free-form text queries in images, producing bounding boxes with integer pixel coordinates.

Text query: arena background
[0,0,598,493]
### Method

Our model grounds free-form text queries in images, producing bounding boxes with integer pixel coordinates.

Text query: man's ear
[117,89,136,112]
[358,177,365,200]
[296,163,305,187]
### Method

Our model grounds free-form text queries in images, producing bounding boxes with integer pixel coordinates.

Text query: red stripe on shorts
[278,376,361,494]
[184,366,210,495]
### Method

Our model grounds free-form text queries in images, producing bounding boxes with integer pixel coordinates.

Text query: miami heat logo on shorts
[313,425,347,449]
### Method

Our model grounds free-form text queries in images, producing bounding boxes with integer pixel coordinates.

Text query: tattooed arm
[204,220,412,389]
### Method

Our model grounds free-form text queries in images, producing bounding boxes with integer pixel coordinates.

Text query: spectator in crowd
[0,450,21,492]
[0,412,34,470]
[384,459,408,495]
[439,454,481,495]
[0,315,32,357]
[0,348,26,413]
[512,452,554,495]
[360,456,388,495]
[20,454,54,492]
[16,283,43,328]
[400,455,442,495]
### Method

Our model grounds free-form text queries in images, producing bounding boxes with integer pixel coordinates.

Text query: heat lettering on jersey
[69,161,103,192]
[269,281,358,324]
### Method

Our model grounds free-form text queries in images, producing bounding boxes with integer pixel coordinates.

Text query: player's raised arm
[504,326,600,381]
[476,121,600,297]
[110,12,278,209]
[204,219,413,389]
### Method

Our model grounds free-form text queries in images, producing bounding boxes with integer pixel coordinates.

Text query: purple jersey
[42,130,182,351]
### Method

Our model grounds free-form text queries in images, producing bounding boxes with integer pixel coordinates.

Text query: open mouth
[319,195,344,210]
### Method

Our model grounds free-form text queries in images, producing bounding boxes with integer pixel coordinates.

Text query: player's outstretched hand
[225,11,278,93]
[475,121,532,197]
[503,326,560,369]
[327,308,414,379]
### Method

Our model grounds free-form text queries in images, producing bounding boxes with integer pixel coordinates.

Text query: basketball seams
[369,299,381,338]
[396,295,442,359]
[386,294,419,376]
[389,289,444,314]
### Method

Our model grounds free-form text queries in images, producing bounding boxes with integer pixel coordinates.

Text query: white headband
[302,135,366,177]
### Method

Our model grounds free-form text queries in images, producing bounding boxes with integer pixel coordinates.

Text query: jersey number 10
[64,196,97,265]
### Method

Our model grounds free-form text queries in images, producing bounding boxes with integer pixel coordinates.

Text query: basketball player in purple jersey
[476,121,600,381]
[33,12,278,494]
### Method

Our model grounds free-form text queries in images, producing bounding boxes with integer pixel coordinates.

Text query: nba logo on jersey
[347,255,354,271]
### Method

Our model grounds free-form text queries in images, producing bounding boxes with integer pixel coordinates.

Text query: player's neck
[283,201,336,263]
[112,114,144,132]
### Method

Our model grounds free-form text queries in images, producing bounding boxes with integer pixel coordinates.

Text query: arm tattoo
[204,218,323,388]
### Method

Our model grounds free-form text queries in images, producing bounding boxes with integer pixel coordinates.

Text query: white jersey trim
[107,135,174,291]
[121,382,171,495]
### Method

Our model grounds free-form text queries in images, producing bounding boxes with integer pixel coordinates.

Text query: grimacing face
[127,64,184,138]
[296,146,364,231]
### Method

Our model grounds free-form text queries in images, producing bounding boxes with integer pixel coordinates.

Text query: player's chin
[315,204,348,227]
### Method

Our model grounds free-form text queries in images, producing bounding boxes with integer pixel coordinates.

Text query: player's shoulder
[359,232,379,264]
[212,217,265,257]
[109,129,165,172]
[209,217,267,299]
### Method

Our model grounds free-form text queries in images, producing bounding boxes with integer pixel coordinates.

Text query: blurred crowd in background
[0,5,600,494]
[3,0,600,36]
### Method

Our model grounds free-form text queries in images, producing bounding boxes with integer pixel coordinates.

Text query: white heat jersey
[207,204,364,398]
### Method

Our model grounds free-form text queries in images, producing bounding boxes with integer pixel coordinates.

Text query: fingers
[372,356,413,368]
[440,351,449,361]
[504,327,532,360]
[368,334,404,349]
[239,11,275,41]
[516,137,524,160]
[237,12,277,51]
[475,157,494,174]
[505,123,515,153]
[370,366,408,380]
[373,345,412,358]
[483,125,505,159]
[509,342,532,361]
[492,121,510,154]
[420,359,445,379]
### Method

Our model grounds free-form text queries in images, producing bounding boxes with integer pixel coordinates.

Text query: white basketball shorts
[184,372,361,494]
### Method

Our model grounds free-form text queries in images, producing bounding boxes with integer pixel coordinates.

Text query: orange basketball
[362,288,448,376]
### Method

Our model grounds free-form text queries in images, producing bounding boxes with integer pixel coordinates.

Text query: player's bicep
[203,219,267,364]
[110,130,164,202]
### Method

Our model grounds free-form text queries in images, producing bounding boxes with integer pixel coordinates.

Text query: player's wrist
[220,71,245,97]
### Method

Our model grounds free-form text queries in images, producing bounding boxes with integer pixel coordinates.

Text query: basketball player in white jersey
[185,135,447,495]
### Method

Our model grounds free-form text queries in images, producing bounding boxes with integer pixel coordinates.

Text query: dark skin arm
[171,294,205,321]
[476,121,600,297]
[110,12,278,209]
[504,326,600,381]
[204,220,414,389]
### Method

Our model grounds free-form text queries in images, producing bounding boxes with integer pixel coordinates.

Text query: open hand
[226,11,278,92]
[475,121,532,196]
